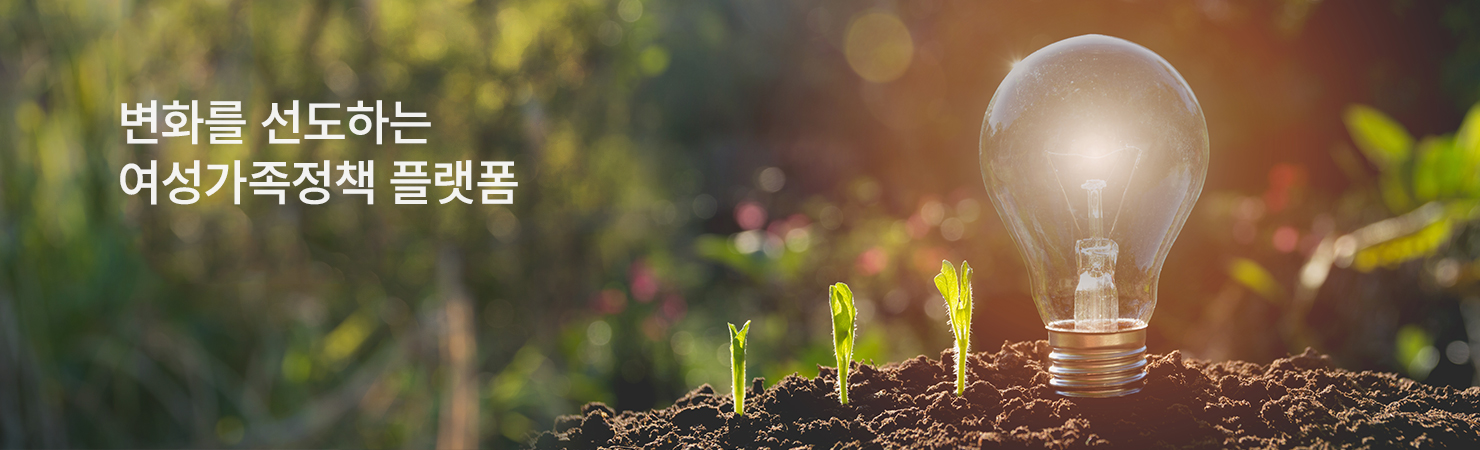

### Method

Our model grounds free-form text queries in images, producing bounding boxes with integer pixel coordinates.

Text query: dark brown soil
[529,341,1480,449]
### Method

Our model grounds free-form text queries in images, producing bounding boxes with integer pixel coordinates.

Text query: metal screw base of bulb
[1046,324,1147,398]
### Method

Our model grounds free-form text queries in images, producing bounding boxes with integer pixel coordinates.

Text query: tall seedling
[729,320,751,415]
[829,283,857,405]
[934,260,974,396]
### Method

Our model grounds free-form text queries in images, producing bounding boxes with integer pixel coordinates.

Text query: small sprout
[934,260,974,396]
[829,282,857,405]
[728,320,751,415]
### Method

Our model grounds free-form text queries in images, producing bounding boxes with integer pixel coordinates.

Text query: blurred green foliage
[1228,257,1284,303]
[1344,103,1480,215]
[1,0,705,447]
[1204,102,1480,386]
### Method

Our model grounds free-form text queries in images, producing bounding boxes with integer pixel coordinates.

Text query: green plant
[828,282,857,405]
[728,320,751,415]
[933,260,974,396]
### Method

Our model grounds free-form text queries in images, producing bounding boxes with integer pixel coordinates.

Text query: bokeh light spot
[692,194,717,219]
[1445,340,1470,365]
[785,227,812,252]
[925,293,947,321]
[819,205,843,230]
[758,167,786,192]
[618,0,643,23]
[920,200,945,226]
[735,201,766,230]
[598,21,624,46]
[856,246,888,275]
[941,218,966,242]
[670,331,694,356]
[640,46,670,76]
[956,199,981,223]
[588,320,612,346]
[1272,226,1299,253]
[733,230,762,254]
[215,416,245,445]
[844,12,913,83]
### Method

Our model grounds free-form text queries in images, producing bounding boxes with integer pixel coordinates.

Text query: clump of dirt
[529,341,1480,449]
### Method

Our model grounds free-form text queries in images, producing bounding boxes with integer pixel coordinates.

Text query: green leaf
[1452,102,1480,197]
[1461,103,1480,196]
[730,320,750,345]
[1455,102,1480,163]
[957,262,973,338]
[1352,219,1452,272]
[1413,136,1463,201]
[933,260,958,310]
[1344,104,1414,172]
[829,283,855,359]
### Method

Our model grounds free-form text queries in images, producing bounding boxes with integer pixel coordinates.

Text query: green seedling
[829,282,857,405]
[728,320,751,415]
[934,260,973,396]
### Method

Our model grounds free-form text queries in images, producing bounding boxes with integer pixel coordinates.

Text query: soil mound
[530,341,1480,449]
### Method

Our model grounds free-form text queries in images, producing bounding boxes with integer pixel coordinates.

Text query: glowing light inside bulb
[1057,136,1137,332]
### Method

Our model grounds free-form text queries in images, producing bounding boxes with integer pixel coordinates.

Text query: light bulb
[979,35,1208,397]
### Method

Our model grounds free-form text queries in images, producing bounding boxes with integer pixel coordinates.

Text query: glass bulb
[979,35,1208,397]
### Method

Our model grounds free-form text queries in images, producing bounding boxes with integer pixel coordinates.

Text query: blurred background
[4,0,1480,448]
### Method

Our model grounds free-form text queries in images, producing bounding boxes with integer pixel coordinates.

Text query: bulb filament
[1075,179,1119,331]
